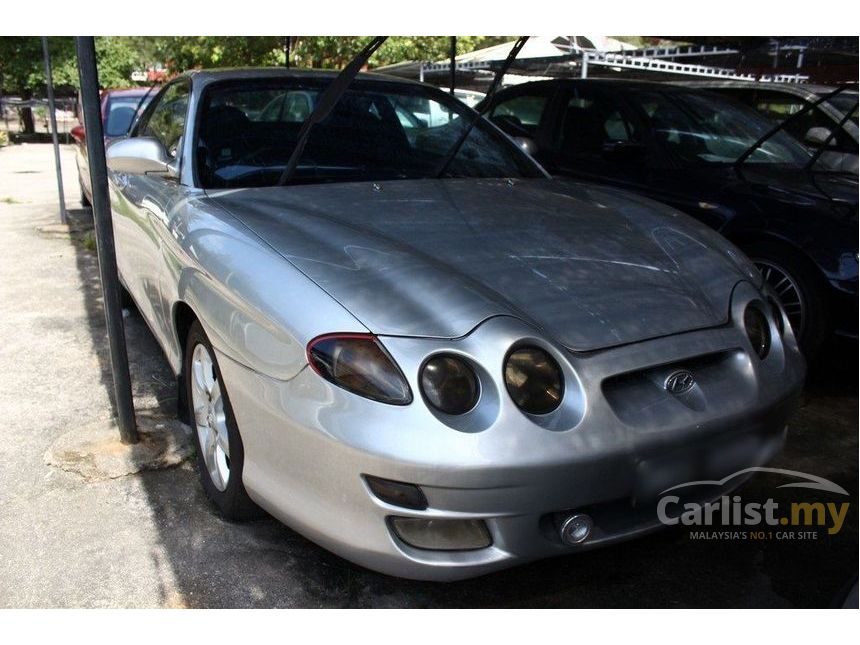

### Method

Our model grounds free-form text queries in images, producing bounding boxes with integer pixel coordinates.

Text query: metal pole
[41,37,67,225]
[449,36,456,94]
[75,36,139,444]
[284,36,290,68]
[581,52,588,79]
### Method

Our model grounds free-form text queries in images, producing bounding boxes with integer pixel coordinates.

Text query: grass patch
[80,230,98,253]
[1,196,25,204]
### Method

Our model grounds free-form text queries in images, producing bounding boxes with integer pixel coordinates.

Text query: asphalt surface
[0,143,856,608]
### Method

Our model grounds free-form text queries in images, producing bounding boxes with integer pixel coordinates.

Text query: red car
[71,87,154,206]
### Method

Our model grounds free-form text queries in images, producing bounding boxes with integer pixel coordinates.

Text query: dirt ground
[0,143,856,608]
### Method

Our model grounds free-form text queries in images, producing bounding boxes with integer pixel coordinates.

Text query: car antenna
[434,36,529,179]
[277,36,387,187]
[734,84,848,168]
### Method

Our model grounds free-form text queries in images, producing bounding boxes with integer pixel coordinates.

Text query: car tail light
[307,333,412,405]
[744,304,771,359]
[504,346,563,414]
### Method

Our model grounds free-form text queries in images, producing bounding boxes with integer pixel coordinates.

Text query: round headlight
[744,304,771,359]
[504,347,563,415]
[421,355,479,415]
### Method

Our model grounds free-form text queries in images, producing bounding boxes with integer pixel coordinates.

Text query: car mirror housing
[804,126,834,147]
[106,136,178,178]
[512,136,538,157]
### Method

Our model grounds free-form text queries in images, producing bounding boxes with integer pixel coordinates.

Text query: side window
[140,82,189,158]
[490,93,549,137]
[754,91,851,152]
[559,92,640,159]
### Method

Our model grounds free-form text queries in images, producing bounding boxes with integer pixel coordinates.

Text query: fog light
[559,513,593,545]
[365,476,427,510]
[390,517,492,551]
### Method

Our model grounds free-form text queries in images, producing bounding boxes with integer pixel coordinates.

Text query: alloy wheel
[190,343,231,491]
[754,260,805,338]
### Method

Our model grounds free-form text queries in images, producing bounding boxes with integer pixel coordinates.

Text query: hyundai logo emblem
[665,370,695,395]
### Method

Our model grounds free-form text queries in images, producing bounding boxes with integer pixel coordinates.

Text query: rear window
[104,95,152,138]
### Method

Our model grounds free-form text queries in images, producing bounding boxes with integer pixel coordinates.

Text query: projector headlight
[504,346,563,414]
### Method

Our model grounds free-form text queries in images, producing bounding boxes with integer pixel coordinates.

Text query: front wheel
[184,320,260,520]
[743,240,829,359]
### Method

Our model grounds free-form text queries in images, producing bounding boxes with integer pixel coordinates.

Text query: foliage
[288,36,513,69]
[0,35,516,97]
[0,36,147,95]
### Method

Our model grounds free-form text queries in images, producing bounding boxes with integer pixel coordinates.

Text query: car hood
[209,178,753,351]
[715,165,858,214]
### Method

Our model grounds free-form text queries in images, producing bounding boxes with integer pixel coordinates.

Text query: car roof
[102,87,154,98]
[677,80,851,97]
[181,67,425,88]
[492,77,713,96]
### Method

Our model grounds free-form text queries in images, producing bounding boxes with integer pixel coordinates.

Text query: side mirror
[804,126,834,147]
[106,136,178,177]
[512,136,537,157]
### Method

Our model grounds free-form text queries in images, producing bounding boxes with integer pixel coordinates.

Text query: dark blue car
[482,79,858,359]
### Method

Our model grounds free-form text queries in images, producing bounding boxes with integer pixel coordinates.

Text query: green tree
[0,36,148,133]
[0,36,516,133]
[288,36,512,69]
[152,36,285,72]
[0,37,75,133]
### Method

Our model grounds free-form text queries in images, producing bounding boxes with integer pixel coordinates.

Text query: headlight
[420,355,479,415]
[744,304,771,359]
[504,346,563,414]
[307,333,412,405]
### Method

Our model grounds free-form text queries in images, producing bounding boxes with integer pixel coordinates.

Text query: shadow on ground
[67,211,858,607]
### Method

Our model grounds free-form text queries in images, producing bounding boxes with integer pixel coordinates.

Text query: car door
[543,83,653,191]
[486,84,557,165]
[110,80,190,343]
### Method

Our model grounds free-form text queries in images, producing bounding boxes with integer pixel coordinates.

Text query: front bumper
[216,282,805,581]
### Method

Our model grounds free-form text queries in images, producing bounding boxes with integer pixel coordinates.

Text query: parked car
[71,87,154,206]
[104,68,804,580]
[681,81,858,174]
[482,79,858,358]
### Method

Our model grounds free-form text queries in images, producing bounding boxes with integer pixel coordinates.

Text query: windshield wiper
[734,84,848,168]
[277,36,387,186]
[434,36,529,178]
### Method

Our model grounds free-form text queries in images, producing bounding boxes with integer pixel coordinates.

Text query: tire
[741,240,829,359]
[184,320,260,520]
[79,178,91,208]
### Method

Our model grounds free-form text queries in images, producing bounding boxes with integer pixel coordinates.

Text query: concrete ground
[0,143,856,608]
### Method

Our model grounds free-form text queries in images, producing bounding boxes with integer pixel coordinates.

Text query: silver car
[104,68,805,581]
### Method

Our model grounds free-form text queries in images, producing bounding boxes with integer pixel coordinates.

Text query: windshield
[104,94,153,138]
[822,92,859,126]
[631,90,812,166]
[196,78,542,188]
